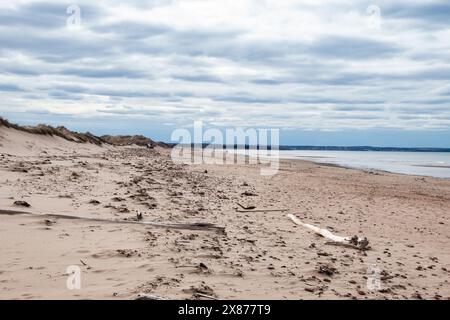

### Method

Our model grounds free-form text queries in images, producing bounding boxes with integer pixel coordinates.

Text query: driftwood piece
[237,203,256,210]
[194,292,219,300]
[80,259,92,270]
[135,294,168,300]
[287,214,369,250]
[236,208,288,213]
[236,203,287,212]
[0,209,225,233]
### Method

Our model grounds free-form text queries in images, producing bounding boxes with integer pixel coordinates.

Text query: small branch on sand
[135,294,168,300]
[0,209,225,234]
[236,209,288,213]
[287,214,369,250]
[194,293,219,300]
[80,259,92,270]
[236,203,288,212]
[237,203,256,210]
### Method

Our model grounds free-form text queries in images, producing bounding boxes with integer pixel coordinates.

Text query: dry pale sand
[0,124,449,300]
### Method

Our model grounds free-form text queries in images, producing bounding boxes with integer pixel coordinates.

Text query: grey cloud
[385,2,450,27]
[210,93,385,106]
[97,105,206,117]
[293,98,385,105]
[92,22,171,39]
[48,90,83,100]
[327,113,383,120]
[307,36,402,60]
[61,67,149,79]
[51,84,87,94]
[98,108,161,116]
[172,74,224,83]
[332,105,386,112]
[42,84,195,100]
[251,79,282,85]
[0,3,68,30]
[249,71,391,87]
[0,2,101,30]
[394,106,450,115]
[0,31,113,62]
[213,95,284,104]
[0,84,25,92]
[4,66,41,76]
[399,98,450,105]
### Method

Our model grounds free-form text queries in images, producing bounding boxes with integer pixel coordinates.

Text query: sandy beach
[1,121,449,300]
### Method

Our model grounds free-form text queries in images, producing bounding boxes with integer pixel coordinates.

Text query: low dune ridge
[0,117,169,155]
[101,134,158,148]
[0,117,105,146]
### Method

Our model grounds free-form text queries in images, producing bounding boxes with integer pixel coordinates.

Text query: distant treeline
[279,146,450,152]
[173,143,450,152]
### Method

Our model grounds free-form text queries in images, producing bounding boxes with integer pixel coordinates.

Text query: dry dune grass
[0,117,104,145]
[0,117,170,148]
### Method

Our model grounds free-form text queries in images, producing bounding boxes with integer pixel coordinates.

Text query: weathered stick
[236,208,288,213]
[194,293,219,300]
[237,203,256,210]
[0,209,225,233]
[135,294,168,300]
[287,214,369,250]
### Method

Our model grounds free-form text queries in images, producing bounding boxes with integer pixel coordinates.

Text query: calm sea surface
[278,151,450,178]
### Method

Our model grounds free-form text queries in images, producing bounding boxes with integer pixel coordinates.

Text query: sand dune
[0,118,449,300]
[0,118,107,157]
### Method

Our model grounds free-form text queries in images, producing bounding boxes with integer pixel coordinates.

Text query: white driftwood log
[287,214,369,250]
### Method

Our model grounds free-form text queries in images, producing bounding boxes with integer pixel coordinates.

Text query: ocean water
[278,150,450,178]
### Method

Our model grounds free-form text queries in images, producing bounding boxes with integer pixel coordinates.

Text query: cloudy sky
[1,0,450,147]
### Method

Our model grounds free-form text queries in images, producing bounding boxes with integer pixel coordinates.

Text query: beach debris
[287,214,370,250]
[71,171,80,179]
[176,262,211,274]
[183,282,217,300]
[237,203,256,210]
[198,262,209,271]
[317,264,337,276]
[144,202,157,209]
[304,286,322,293]
[44,219,56,226]
[192,263,211,274]
[194,292,218,300]
[80,259,92,270]
[89,199,100,205]
[236,208,288,213]
[411,292,423,300]
[0,209,225,233]
[13,200,31,207]
[117,206,130,213]
[241,191,258,197]
[117,249,140,257]
[135,294,168,300]
[236,202,288,212]
[58,194,73,199]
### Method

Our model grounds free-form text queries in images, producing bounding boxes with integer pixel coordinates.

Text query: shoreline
[232,150,450,180]
[287,159,450,180]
